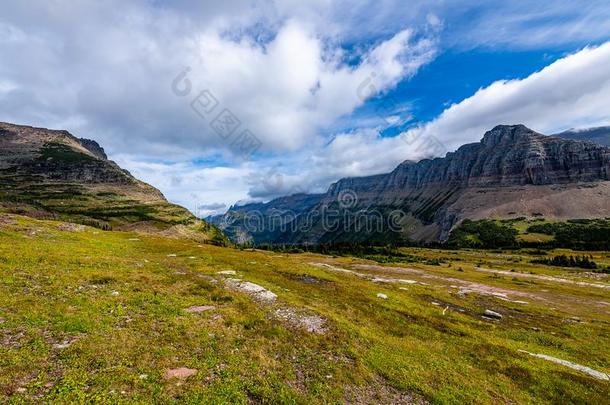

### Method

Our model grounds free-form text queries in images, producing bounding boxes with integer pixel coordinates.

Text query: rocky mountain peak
[78,138,108,159]
[481,124,535,147]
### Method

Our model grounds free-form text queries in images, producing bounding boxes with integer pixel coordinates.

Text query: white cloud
[448,1,610,49]
[239,126,447,201]
[112,154,253,216]
[403,42,610,152]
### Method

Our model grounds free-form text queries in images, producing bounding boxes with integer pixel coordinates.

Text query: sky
[1,0,610,216]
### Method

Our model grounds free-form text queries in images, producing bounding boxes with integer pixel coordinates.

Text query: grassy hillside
[1,214,609,403]
[0,123,229,245]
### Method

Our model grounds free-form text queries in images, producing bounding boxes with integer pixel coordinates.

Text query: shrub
[448,219,518,249]
[531,255,598,270]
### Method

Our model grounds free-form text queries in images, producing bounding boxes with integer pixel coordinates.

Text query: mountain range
[211,125,610,245]
[2,121,609,247]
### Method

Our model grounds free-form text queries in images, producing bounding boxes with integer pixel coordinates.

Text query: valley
[3,3,610,403]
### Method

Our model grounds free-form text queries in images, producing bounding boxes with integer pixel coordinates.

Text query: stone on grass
[226,279,277,302]
[164,367,198,380]
[519,350,610,381]
[484,309,503,319]
[185,305,215,313]
[376,293,388,300]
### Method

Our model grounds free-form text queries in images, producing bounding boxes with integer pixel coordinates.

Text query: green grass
[37,142,97,164]
[1,215,609,403]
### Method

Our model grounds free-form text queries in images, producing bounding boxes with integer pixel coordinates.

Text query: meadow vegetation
[1,214,609,403]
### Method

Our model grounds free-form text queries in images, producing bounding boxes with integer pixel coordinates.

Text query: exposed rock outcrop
[78,138,108,159]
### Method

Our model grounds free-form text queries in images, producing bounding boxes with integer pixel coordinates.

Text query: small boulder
[484,309,503,319]
[376,293,388,300]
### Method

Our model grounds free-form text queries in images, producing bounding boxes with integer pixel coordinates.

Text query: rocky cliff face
[0,122,227,244]
[329,125,609,194]
[212,125,610,245]
[78,138,108,159]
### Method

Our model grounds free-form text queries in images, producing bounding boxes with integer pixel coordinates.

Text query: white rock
[376,293,388,300]
[519,350,610,381]
[484,309,502,319]
[53,341,73,349]
[217,270,237,275]
[185,305,215,313]
[226,279,277,302]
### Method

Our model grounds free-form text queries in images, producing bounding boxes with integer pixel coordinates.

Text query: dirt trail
[355,263,537,302]
[311,262,537,303]
[475,267,610,290]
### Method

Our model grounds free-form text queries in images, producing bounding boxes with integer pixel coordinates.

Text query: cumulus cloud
[175,21,435,153]
[0,1,436,160]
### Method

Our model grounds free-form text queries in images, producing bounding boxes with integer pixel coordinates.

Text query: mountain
[554,126,610,147]
[211,193,324,244]
[0,122,227,244]
[211,125,610,245]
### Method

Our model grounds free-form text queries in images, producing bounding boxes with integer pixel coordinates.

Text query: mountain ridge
[211,125,610,245]
[554,126,610,147]
[0,122,227,244]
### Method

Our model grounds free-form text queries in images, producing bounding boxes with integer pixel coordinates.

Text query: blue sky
[1,1,610,215]
[342,49,567,138]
